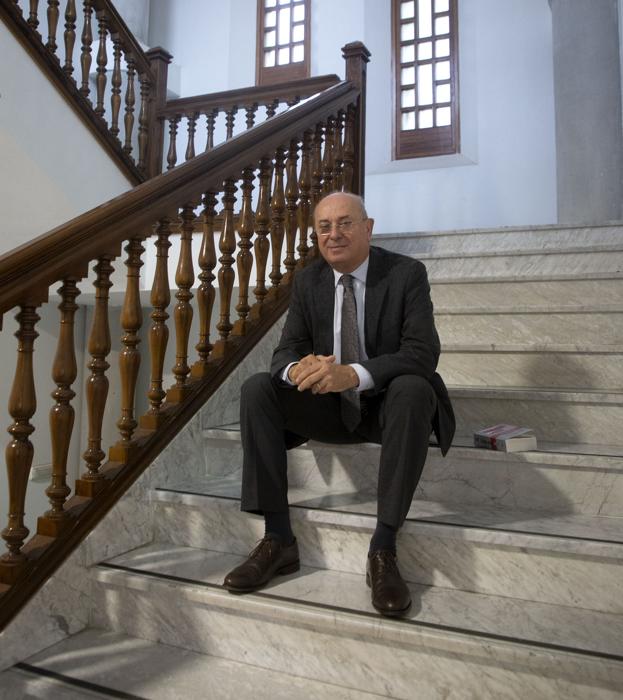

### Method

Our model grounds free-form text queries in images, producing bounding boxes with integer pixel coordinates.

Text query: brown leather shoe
[366,550,412,617]
[223,536,300,593]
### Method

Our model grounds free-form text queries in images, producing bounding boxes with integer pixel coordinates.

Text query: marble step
[374,222,623,257]
[450,386,623,445]
[430,276,623,310]
[6,628,383,700]
[89,542,623,700]
[438,347,623,390]
[200,427,623,516]
[150,480,623,612]
[436,310,623,346]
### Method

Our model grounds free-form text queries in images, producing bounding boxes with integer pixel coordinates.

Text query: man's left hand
[294,355,360,394]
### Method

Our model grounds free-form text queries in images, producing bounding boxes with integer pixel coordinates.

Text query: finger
[297,365,328,392]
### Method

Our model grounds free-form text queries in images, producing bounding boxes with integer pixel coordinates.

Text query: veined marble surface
[90,558,623,699]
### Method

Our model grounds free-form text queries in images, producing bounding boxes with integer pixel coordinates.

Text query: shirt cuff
[350,363,374,392]
[282,362,298,385]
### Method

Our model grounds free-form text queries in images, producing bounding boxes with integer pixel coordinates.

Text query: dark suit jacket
[270,245,456,455]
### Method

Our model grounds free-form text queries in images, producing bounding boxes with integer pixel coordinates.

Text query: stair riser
[201,437,623,517]
[431,279,622,309]
[436,313,623,346]
[439,352,623,390]
[377,226,623,257]
[424,252,623,280]
[153,500,623,613]
[453,397,623,446]
[91,573,623,700]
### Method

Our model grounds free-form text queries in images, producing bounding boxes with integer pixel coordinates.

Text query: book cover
[473,424,538,452]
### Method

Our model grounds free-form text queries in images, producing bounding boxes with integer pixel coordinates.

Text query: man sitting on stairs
[223,191,455,616]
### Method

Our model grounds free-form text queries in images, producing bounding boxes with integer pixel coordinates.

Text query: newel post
[145,46,173,179]
[342,41,371,197]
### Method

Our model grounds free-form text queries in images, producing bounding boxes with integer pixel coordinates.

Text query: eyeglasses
[317,219,367,236]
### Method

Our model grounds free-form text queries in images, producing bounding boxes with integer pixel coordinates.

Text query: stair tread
[98,542,623,660]
[154,476,623,550]
[14,628,384,700]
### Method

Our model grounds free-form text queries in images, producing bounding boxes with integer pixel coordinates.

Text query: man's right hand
[288,354,334,385]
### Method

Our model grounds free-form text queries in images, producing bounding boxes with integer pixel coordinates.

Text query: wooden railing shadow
[0,39,371,630]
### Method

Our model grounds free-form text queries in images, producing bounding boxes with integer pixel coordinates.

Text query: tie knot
[340,274,354,290]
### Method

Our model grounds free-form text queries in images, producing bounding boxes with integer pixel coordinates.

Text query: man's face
[314,194,374,273]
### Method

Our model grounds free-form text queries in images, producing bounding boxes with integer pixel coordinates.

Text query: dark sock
[369,521,398,554]
[264,510,294,545]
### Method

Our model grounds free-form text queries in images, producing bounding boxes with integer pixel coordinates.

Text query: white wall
[0,22,134,256]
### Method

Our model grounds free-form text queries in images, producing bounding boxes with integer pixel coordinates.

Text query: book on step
[473,424,537,452]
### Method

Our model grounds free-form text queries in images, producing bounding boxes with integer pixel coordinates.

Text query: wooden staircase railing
[0,40,370,631]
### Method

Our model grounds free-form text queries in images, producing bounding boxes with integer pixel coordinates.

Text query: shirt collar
[332,256,369,288]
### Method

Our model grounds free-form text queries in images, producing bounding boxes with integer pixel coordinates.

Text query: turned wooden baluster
[322,116,336,194]
[192,191,218,377]
[269,148,286,291]
[342,105,356,193]
[137,73,150,172]
[185,114,197,162]
[297,130,312,261]
[109,37,122,137]
[168,205,195,402]
[141,219,171,427]
[79,0,93,98]
[46,0,60,53]
[233,168,255,336]
[94,12,107,117]
[123,57,136,154]
[38,279,80,536]
[310,123,324,251]
[225,107,236,140]
[283,139,299,277]
[110,239,144,462]
[205,110,217,152]
[62,0,76,75]
[334,110,345,190]
[250,157,272,317]
[166,116,180,170]
[265,99,279,118]
[0,304,40,580]
[76,256,113,496]
[213,180,237,357]
[28,0,40,30]
[245,103,257,130]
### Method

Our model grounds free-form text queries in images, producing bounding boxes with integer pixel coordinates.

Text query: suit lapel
[315,263,336,354]
[364,247,390,356]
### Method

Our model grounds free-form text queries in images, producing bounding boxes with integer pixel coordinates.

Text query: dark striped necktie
[340,274,361,431]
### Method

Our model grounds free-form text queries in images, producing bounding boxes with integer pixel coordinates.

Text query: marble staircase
[3,222,623,699]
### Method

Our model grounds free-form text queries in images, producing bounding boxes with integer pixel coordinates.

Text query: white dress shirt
[283,257,375,393]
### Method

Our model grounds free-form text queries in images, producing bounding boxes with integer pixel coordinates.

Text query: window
[256,0,311,85]
[392,0,459,159]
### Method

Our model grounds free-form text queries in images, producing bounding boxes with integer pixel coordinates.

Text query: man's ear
[366,217,375,240]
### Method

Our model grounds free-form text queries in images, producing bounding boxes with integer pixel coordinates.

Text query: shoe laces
[248,536,277,562]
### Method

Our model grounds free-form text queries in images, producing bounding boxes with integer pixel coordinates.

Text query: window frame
[256,0,311,86]
[392,0,460,160]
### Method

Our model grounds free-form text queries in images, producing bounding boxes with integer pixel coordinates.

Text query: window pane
[265,10,276,27]
[435,16,450,35]
[278,46,290,64]
[265,0,277,7]
[419,109,433,128]
[278,0,290,5]
[436,60,450,80]
[417,0,432,38]
[402,111,416,130]
[292,23,304,42]
[265,29,276,48]
[401,88,416,108]
[292,43,304,62]
[417,63,433,105]
[293,3,305,21]
[436,83,451,102]
[278,7,291,44]
[400,1,415,19]
[435,38,449,57]
[264,49,276,67]
[435,0,449,11]
[418,42,432,60]
[401,22,415,42]
[401,66,416,85]
[436,106,451,125]
[401,45,415,63]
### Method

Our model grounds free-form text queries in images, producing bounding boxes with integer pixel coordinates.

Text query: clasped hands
[288,354,359,394]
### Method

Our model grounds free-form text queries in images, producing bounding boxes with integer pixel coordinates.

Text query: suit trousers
[240,372,438,529]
